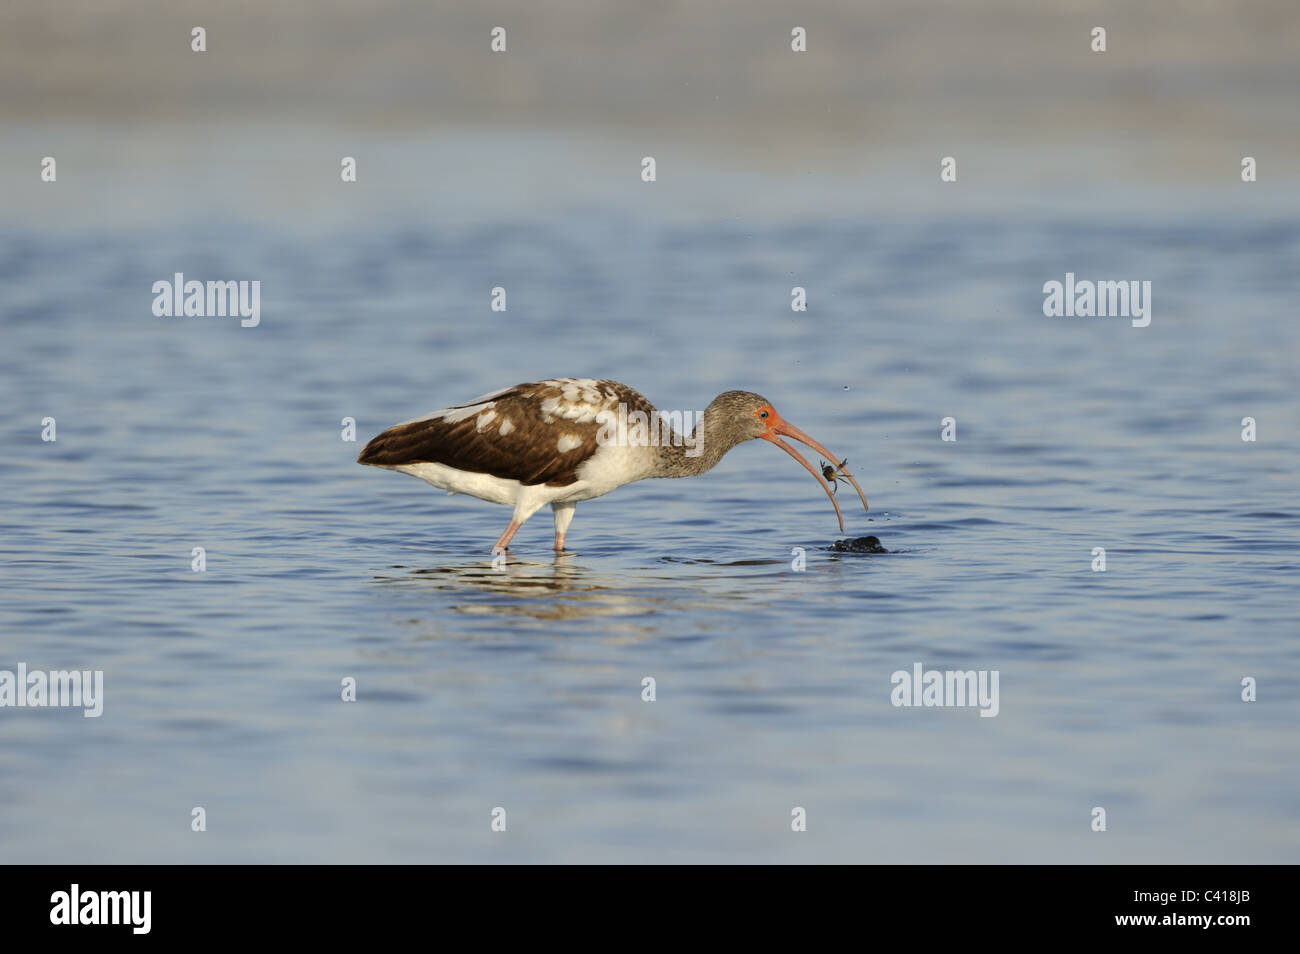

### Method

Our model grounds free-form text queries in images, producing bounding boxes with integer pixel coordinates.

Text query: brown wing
[357,379,658,487]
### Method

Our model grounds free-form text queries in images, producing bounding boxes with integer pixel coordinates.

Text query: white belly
[391,443,651,509]
[393,462,522,505]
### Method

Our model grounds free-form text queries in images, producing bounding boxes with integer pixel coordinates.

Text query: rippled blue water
[1,211,1297,863]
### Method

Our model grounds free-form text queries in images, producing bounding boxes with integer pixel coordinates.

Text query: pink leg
[552,502,575,553]
[492,519,522,555]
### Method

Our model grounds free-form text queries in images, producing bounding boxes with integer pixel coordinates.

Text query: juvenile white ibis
[358,378,868,553]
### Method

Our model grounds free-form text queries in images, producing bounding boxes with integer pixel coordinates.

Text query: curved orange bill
[760,413,869,532]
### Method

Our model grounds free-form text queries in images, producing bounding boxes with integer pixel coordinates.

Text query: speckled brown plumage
[357,378,663,486]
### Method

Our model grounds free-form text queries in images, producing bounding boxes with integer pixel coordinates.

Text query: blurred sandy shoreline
[4,1,1296,139]
[3,1,1296,228]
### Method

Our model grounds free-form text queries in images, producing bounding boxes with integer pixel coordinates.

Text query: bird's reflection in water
[370,553,679,630]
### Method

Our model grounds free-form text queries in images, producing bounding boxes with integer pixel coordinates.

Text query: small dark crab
[819,457,850,494]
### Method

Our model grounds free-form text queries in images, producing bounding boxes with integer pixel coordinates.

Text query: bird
[357,378,868,554]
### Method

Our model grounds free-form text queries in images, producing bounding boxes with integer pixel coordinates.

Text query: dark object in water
[831,535,887,553]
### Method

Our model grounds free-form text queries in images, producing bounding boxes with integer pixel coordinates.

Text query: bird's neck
[650,418,742,478]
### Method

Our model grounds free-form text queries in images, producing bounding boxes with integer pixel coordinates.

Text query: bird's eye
[759,410,769,419]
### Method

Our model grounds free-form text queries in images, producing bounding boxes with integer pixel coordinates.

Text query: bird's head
[704,390,869,531]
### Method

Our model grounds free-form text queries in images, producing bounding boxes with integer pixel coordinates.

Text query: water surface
[1,205,1297,863]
